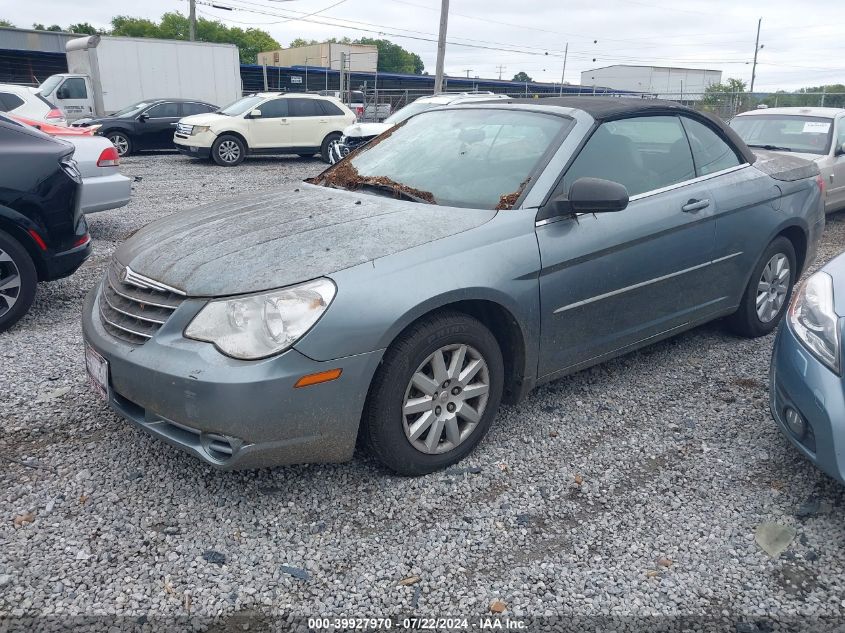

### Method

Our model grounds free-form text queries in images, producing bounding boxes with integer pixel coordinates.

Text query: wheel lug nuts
[442,380,450,388]
[451,387,461,395]
[447,403,456,413]
[435,406,442,415]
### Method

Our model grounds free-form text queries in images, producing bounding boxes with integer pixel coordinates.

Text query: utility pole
[189,0,196,41]
[496,65,506,80]
[433,0,449,94]
[558,43,568,96]
[462,69,473,79]
[749,17,762,94]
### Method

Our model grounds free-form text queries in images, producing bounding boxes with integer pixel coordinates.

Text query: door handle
[319,119,328,123]
[682,198,710,213]
[280,118,289,125]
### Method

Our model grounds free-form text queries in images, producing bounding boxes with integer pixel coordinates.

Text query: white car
[730,106,845,213]
[0,83,66,125]
[328,92,511,163]
[173,93,355,166]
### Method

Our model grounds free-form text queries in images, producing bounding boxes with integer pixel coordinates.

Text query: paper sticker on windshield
[803,121,831,133]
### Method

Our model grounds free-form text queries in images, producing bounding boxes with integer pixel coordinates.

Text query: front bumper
[769,324,845,484]
[174,142,211,159]
[82,284,384,470]
[81,172,132,214]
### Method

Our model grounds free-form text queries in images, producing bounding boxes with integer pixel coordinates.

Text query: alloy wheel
[218,140,241,164]
[756,253,790,323]
[0,248,21,319]
[109,134,129,156]
[402,343,490,455]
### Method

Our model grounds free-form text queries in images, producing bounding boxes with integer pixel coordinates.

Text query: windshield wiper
[355,182,433,204]
[748,143,793,152]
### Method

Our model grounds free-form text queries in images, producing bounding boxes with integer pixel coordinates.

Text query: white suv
[0,83,66,125]
[174,93,355,166]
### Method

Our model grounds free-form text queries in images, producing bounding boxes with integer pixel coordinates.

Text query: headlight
[192,125,211,135]
[788,271,841,374]
[185,278,336,360]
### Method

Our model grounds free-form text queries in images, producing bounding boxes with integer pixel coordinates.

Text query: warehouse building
[257,42,378,73]
[581,65,722,100]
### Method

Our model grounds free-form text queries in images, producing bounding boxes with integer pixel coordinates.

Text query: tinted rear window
[0,92,25,112]
[318,100,344,116]
[288,99,322,117]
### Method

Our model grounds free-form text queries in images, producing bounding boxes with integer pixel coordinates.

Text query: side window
[182,102,215,116]
[256,99,288,118]
[61,78,87,99]
[837,119,845,149]
[0,92,25,112]
[680,117,742,176]
[145,102,180,118]
[562,115,695,198]
[288,99,321,117]
[317,100,344,116]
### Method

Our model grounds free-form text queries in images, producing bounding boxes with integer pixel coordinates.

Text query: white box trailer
[38,35,242,121]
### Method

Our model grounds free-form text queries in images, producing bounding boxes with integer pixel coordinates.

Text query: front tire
[0,230,38,333]
[320,132,342,164]
[106,131,132,157]
[727,236,797,337]
[212,135,246,166]
[364,311,504,475]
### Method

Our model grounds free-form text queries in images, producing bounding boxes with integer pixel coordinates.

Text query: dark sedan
[0,114,91,331]
[72,99,217,156]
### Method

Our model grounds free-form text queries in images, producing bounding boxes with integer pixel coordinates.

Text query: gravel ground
[2,153,845,628]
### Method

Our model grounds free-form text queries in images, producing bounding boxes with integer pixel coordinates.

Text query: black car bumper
[175,143,211,159]
[43,240,92,281]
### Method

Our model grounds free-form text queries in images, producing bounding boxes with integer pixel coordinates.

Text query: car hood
[343,122,391,138]
[180,112,229,126]
[115,183,496,297]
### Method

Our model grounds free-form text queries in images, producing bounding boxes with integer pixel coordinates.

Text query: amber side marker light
[294,368,343,388]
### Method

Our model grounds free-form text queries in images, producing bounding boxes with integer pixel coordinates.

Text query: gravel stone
[2,154,845,622]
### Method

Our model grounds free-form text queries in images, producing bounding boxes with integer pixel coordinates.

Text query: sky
[6,0,843,91]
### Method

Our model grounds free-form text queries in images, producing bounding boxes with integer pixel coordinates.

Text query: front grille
[98,260,185,345]
[175,123,193,136]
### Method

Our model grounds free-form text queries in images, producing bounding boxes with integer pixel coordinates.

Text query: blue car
[770,251,845,483]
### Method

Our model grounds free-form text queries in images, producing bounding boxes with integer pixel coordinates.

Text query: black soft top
[502,96,757,165]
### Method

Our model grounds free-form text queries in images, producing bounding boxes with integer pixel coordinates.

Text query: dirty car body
[82,98,825,474]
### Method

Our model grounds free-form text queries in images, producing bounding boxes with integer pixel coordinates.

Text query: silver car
[82,97,824,475]
[61,134,132,214]
[730,106,845,213]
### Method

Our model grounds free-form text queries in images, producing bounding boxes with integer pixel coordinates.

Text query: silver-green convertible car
[82,97,825,475]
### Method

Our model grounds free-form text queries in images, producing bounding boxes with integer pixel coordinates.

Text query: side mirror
[836,142,845,156]
[547,177,629,217]
[248,109,262,118]
[138,113,149,122]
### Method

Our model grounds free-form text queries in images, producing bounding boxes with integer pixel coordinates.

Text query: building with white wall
[580,65,722,100]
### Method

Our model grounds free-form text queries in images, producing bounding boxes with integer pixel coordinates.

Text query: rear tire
[212,135,246,166]
[320,132,342,164]
[106,131,132,157]
[726,236,797,338]
[0,229,37,333]
[363,311,504,476]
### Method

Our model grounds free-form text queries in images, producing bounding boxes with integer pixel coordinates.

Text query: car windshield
[314,108,570,209]
[38,75,63,97]
[383,101,443,125]
[730,114,833,155]
[217,95,264,116]
[112,101,151,117]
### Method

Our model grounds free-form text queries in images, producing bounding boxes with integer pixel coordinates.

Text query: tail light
[356,106,364,116]
[97,146,120,167]
[46,108,64,120]
[817,174,826,196]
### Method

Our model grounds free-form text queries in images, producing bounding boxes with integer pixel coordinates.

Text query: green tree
[762,84,845,109]
[700,77,751,115]
[33,23,63,31]
[67,22,100,35]
[0,19,15,27]
[110,13,279,63]
[355,37,423,74]
[512,71,533,82]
